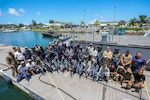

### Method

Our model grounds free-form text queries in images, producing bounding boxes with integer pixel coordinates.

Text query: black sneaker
[105,79,108,83]
[99,78,102,81]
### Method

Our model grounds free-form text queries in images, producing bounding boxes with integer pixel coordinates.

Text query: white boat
[144,29,150,37]
[58,34,71,41]
[2,29,18,33]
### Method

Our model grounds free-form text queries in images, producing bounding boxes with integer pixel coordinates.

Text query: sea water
[0,77,32,100]
[0,30,54,48]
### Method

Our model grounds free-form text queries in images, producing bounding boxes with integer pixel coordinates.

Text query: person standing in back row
[23,46,32,60]
[132,51,146,72]
[14,47,26,64]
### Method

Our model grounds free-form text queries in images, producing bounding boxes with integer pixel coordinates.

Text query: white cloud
[19,8,25,13]
[36,12,40,15]
[8,8,19,16]
[8,8,25,16]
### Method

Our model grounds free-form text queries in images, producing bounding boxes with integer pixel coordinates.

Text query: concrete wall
[72,40,150,60]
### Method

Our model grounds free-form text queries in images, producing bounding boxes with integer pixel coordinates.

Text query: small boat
[58,34,71,41]
[42,30,60,38]
[2,29,18,33]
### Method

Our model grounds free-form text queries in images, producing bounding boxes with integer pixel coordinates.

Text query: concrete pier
[0,44,150,100]
[72,33,150,46]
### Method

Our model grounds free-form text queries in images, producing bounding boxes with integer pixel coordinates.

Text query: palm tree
[129,18,138,27]
[139,15,148,27]
[94,20,100,27]
[118,20,126,27]
[49,19,55,29]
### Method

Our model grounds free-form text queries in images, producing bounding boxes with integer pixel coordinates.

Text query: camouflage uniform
[121,68,135,89]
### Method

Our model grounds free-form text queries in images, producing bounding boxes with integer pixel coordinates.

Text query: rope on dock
[144,82,150,100]
[46,72,65,100]
[37,56,65,100]
[0,63,8,67]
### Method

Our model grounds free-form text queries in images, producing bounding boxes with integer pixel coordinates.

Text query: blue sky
[0,0,150,25]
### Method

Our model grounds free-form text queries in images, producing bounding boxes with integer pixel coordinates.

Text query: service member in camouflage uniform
[6,51,18,77]
[121,68,135,91]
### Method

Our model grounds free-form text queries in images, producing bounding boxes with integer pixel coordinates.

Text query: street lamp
[83,9,87,45]
[112,6,116,43]
[84,10,86,32]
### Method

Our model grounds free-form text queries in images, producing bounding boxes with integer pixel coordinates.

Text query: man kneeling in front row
[121,68,135,91]
[17,61,30,82]
[26,59,36,75]
[133,68,145,93]
[97,63,110,82]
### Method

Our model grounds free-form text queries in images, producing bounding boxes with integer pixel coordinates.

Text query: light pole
[84,10,86,33]
[83,9,87,45]
[112,6,116,43]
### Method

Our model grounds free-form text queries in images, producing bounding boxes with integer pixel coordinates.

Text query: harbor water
[0,30,54,48]
[0,77,32,100]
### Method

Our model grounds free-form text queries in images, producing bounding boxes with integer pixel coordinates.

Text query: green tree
[32,20,37,27]
[80,21,85,27]
[18,23,24,27]
[139,15,148,27]
[94,20,100,26]
[118,20,126,27]
[0,24,3,29]
[38,23,43,27]
[49,19,54,23]
[129,18,138,27]
[107,23,110,27]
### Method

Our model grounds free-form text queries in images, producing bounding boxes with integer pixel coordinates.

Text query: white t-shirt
[26,62,35,70]
[93,49,98,57]
[14,51,24,61]
[88,47,94,56]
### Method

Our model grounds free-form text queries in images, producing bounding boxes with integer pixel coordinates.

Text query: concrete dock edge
[0,67,44,100]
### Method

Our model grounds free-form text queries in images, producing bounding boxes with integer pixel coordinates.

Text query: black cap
[98,45,102,48]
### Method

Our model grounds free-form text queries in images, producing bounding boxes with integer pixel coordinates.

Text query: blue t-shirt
[132,56,146,69]
[23,50,31,60]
